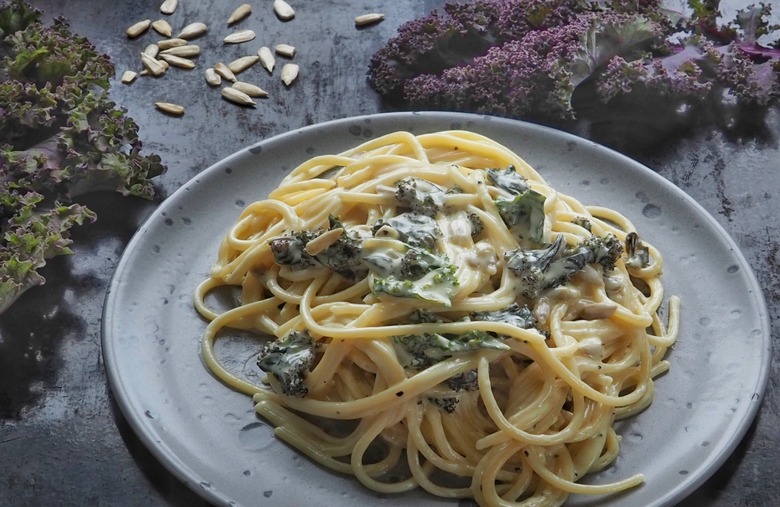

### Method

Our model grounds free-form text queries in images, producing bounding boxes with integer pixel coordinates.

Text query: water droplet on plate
[238,422,274,451]
[642,203,661,218]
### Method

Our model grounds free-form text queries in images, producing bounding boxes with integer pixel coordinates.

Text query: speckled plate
[102,112,771,507]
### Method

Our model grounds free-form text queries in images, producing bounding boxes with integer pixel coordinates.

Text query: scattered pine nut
[155,101,185,115]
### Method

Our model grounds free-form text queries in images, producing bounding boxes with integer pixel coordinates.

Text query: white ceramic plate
[103,112,771,507]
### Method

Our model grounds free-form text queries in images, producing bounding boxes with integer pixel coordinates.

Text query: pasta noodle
[194,130,679,506]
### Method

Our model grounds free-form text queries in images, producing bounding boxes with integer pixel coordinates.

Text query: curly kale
[486,165,529,195]
[394,178,447,217]
[470,302,536,330]
[372,212,441,251]
[445,369,479,392]
[625,231,651,268]
[269,230,319,268]
[505,234,623,299]
[393,329,509,368]
[368,0,583,100]
[0,1,164,314]
[269,216,367,280]
[360,233,459,306]
[495,188,547,244]
[368,0,780,143]
[372,263,459,306]
[257,331,318,397]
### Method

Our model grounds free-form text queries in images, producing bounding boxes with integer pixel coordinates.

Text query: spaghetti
[194,130,679,506]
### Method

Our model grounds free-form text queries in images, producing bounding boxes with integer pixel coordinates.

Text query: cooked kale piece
[495,188,546,243]
[446,369,479,392]
[257,330,317,397]
[505,234,623,299]
[486,165,529,195]
[372,264,459,306]
[393,329,509,368]
[470,302,536,330]
[395,178,447,216]
[625,231,651,268]
[372,212,441,250]
[269,216,367,280]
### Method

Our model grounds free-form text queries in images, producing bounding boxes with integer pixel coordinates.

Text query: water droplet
[731,308,742,318]
[679,470,689,475]
[727,264,739,274]
[642,203,662,218]
[225,167,233,174]
[225,412,241,422]
[145,410,154,419]
[348,125,361,136]
[699,317,711,327]
[152,244,161,254]
[200,481,212,489]
[263,490,273,498]
[627,432,643,442]
[182,217,192,225]
[238,422,274,451]
[243,470,252,476]
[235,199,245,207]
[164,218,174,226]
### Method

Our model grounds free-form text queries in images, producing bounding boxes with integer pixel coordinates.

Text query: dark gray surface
[0,1,777,506]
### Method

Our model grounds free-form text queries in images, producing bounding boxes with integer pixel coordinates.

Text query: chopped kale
[486,165,529,195]
[583,234,623,271]
[372,264,459,306]
[625,231,650,268]
[257,330,317,397]
[395,178,447,216]
[269,218,367,280]
[372,212,441,250]
[269,231,318,268]
[505,233,623,299]
[470,302,536,330]
[428,396,459,413]
[467,212,484,236]
[317,218,367,280]
[393,329,509,368]
[408,308,445,324]
[571,216,592,232]
[495,188,546,243]
[361,238,448,279]
[446,369,479,392]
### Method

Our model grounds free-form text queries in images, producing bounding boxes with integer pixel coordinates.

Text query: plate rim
[102,111,772,507]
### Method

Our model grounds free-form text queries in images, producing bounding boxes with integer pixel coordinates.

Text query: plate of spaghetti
[103,112,770,507]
